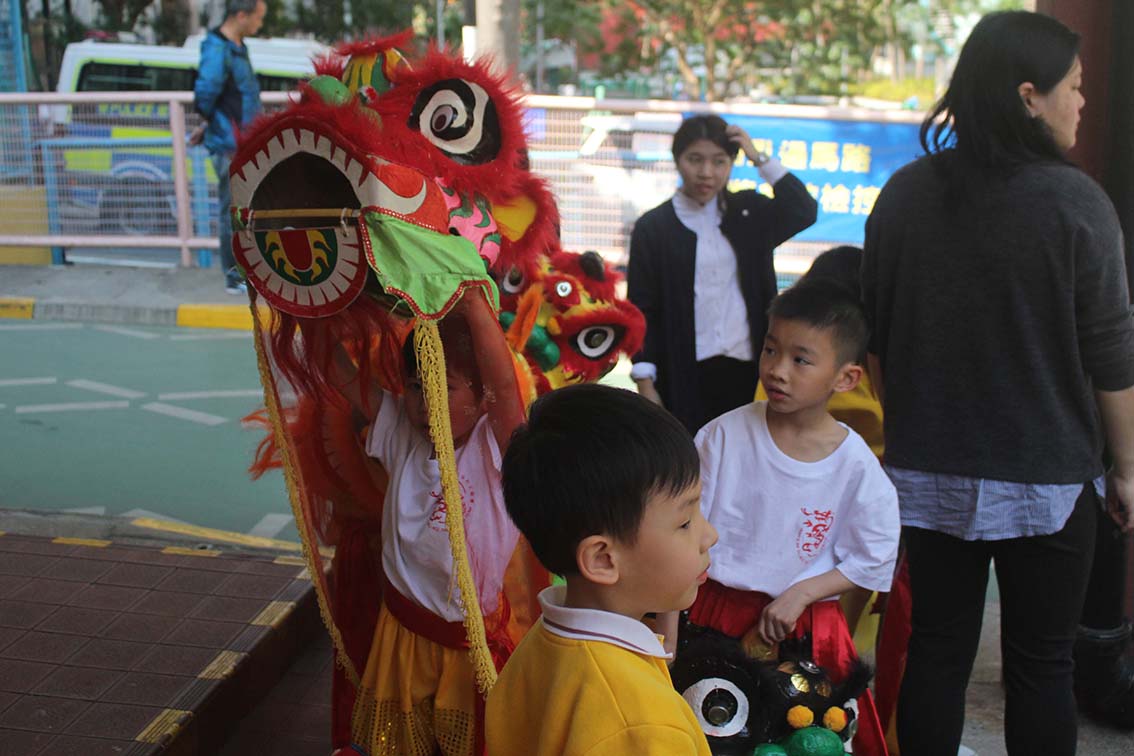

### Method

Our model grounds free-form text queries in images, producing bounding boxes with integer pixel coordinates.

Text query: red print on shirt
[428,476,475,532]
[796,508,834,562]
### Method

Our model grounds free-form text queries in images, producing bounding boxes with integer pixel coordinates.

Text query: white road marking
[140,402,228,426]
[66,379,147,399]
[92,325,161,340]
[157,390,262,401]
[64,506,107,515]
[0,323,83,331]
[169,332,249,341]
[120,508,190,525]
[248,513,294,538]
[0,377,57,387]
[15,400,130,413]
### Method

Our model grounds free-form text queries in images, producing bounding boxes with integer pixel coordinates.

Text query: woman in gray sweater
[862,11,1134,756]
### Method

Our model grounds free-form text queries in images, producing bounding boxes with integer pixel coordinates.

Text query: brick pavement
[0,531,321,755]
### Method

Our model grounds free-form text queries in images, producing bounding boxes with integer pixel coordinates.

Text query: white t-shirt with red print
[367,391,519,623]
[695,401,899,599]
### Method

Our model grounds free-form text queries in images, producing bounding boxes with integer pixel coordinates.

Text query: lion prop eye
[573,325,620,360]
[501,266,526,295]
[681,677,750,738]
[410,79,501,165]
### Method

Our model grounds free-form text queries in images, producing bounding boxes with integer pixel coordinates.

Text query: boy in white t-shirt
[661,278,899,754]
[333,288,527,756]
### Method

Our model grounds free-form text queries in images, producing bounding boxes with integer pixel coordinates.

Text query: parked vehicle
[47,36,321,237]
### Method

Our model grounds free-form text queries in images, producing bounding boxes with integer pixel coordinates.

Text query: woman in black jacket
[627,115,817,434]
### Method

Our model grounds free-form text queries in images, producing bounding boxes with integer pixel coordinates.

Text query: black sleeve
[1074,184,1134,391]
[765,173,819,247]
[627,215,662,366]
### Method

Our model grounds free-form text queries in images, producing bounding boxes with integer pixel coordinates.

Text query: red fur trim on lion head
[494,173,560,276]
[372,47,530,202]
[547,249,621,303]
[312,53,346,79]
[552,300,646,383]
[334,30,416,61]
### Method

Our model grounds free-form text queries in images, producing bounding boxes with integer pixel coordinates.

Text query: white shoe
[225,282,248,295]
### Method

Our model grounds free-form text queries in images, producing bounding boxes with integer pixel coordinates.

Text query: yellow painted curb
[136,709,192,744]
[162,545,222,558]
[0,297,35,319]
[130,516,302,551]
[52,536,111,548]
[251,600,295,628]
[175,304,257,331]
[199,650,246,680]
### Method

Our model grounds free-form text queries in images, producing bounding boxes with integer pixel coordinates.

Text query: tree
[630,1,789,101]
[586,0,1026,101]
[96,0,154,31]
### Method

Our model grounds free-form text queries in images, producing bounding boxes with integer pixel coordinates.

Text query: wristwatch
[751,151,770,167]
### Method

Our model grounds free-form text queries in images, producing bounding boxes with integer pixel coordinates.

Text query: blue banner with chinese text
[719,113,924,244]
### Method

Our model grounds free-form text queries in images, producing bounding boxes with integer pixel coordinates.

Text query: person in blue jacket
[190,0,266,294]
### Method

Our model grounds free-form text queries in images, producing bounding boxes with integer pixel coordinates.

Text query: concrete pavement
[0,264,255,329]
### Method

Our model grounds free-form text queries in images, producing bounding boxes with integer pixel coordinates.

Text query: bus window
[76,62,196,92]
[258,74,304,92]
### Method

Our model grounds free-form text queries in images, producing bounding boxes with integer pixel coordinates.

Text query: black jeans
[897,485,1097,756]
[695,355,758,432]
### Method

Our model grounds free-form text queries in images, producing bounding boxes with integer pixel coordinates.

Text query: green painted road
[0,320,637,542]
[0,321,295,540]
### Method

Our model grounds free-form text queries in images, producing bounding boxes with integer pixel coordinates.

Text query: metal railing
[0,90,923,276]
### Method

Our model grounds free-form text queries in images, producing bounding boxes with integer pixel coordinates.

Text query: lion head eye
[681,677,750,738]
[409,79,500,165]
[573,325,621,360]
[501,267,525,294]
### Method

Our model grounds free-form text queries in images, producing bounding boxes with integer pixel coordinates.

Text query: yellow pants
[351,604,479,756]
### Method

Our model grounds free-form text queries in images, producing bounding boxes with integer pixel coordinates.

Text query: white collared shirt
[537,584,671,659]
[631,158,791,383]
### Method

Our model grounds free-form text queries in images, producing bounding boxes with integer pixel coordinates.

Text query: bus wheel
[97,179,177,237]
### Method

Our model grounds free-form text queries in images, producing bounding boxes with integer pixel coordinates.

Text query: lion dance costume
[236,32,644,755]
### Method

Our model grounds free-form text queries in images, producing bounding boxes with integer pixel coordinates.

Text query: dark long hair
[672,115,739,162]
[921,11,1079,195]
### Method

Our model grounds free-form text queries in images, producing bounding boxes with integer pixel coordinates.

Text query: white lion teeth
[231,123,419,212]
[343,157,364,187]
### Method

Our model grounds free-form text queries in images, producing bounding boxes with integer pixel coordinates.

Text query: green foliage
[96,0,156,31]
[152,0,190,45]
[850,76,937,105]
[294,0,417,43]
[580,0,1032,101]
[259,0,296,38]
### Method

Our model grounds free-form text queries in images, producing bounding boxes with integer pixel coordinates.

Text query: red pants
[689,579,889,756]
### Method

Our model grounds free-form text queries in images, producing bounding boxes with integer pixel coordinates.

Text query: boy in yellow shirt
[487,384,718,755]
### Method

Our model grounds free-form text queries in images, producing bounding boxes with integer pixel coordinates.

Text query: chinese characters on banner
[711,113,923,244]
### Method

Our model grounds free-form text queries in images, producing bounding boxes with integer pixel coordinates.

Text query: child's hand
[757,587,809,644]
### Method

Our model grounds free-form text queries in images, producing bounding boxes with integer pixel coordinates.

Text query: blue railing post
[191,145,212,268]
[40,141,65,264]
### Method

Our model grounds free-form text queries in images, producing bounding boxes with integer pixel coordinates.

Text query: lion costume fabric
[237,33,642,754]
